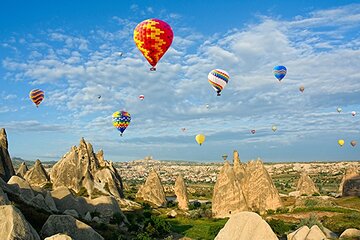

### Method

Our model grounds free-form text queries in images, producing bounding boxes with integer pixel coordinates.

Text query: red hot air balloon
[251,130,256,134]
[139,95,145,101]
[133,19,173,71]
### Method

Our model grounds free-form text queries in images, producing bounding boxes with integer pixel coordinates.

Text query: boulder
[340,228,360,239]
[64,209,80,218]
[296,172,319,196]
[242,160,283,213]
[30,193,51,212]
[0,128,15,181]
[50,138,124,198]
[322,227,337,239]
[40,215,104,240]
[212,161,248,218]
[174,174,189,211]
[44,233,73,240]
[16,162,29,178]
[0,205,40,240]
[215,211,278,240]
[45,191,58,212]
[0,183,10,205]
[84,212,92,221]
[136,169,167,207]
[342,176,360,197]
[24,159,50,187]
[167,209,177,218]
[7,175,35,202]
[86,195,123,221]
[287,226,310,240]
[306,225,327,240]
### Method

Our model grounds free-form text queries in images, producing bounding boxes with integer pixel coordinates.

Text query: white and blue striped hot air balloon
[273,65,287,82]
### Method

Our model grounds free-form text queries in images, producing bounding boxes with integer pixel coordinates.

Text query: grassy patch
[335,197,360,211]
[167,217,227,240]
[292,206,357,214]
[322,212,360,234]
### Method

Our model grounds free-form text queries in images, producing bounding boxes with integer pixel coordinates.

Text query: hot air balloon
[272,125,277,132]
[352,111,356,116]
[139,95,145,101]
[299,86,305,93]
[351,140,357,147]
[206,104,210,109]
[29,89,45,108]
[98,95,101,99]
[133,18,173,71]
[273,65,287,82]
[251,130,256,134]
[181,128,186,132]
[338,139,345,147]
[222,154,228,161]
[112,111,131,136]
[208,69,230,96]
[337,107,342,113]
[195,134,205,146]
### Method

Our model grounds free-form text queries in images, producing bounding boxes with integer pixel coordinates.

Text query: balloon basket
[150,67,156,71]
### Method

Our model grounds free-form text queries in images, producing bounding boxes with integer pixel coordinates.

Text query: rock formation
[287,225,327,240]
[16,162,29,178]
[50,138,124,198]
[242,160,283,213]
[0,205,40,240]
[24,159,50,187]
[40,215,104,240]
[8,175,35,202]
[339,228,360,239]
[212,161,248,218]
[174,174,189,210]
[215,211,278,240]
[339,166,360,197]
[136,169,167,207]
[44,234,73,240]
[0,128,15,181]
[296,172,319,196]
[0,183,10,205]
[233,150,246,183]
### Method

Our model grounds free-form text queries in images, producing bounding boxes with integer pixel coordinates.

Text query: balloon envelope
[272,125,277,132]
[351,140,357,147]
[352,111,356,116]
[337,107,342,113]
[133,18,173,70]
[273,65,287,81]
[251,130,256,134]
[112,111,131,136]
[299,86,305,93]
[29,89,45,107]
[208,69,230,96]
[338,139,345,147]
[139,95,145,100]
[222,155,228,161]
[195,134,206,146]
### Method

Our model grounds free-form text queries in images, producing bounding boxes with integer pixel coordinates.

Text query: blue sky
[1,1,360,162]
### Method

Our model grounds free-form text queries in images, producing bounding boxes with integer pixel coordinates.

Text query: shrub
[267,219,296,237]
[275,207,289,214]
[297,214,323,231]
[312,192,320,196]
[304,199,318,208]
[110,212,125,226]
[136,232,153,240]
[166,200,177,208]
[266,209,275,215]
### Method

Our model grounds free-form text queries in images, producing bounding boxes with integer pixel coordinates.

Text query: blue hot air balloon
[273,65,287,82]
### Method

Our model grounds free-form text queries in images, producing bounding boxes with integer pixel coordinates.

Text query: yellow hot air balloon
[338,139,345,147]
[195,134,206,146]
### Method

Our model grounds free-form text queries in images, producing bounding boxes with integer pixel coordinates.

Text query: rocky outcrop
[242,160,283,213]
[16,162,29,178]
[287,225,327,240]
[215,211,278,240]
[0,128,15,181]
[136,169,167,207]
[339,167,360,197]
[8,175,35,202]
[174,174,189,211]
[24,159,50,187]
[50,138,124,198]
[296,172,319,196]
[212,161,248,218]
[233,150,246,183]
[339,228,360,239]
[50,186,123,222]
[44,234,73,240]
[0,205,40,240]
[40,215,104,240]
[0,183,10,205]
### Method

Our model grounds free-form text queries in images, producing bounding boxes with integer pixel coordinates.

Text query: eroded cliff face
[50,138,124,198]
[0,128,15,182]
[136,169,166,207]
[296,172,319,196]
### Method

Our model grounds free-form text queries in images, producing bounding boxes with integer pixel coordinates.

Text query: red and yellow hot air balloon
[133,18,173,71]
[29,89,45,108]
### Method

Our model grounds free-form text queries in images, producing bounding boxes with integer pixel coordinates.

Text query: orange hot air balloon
[133,18,174,71]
